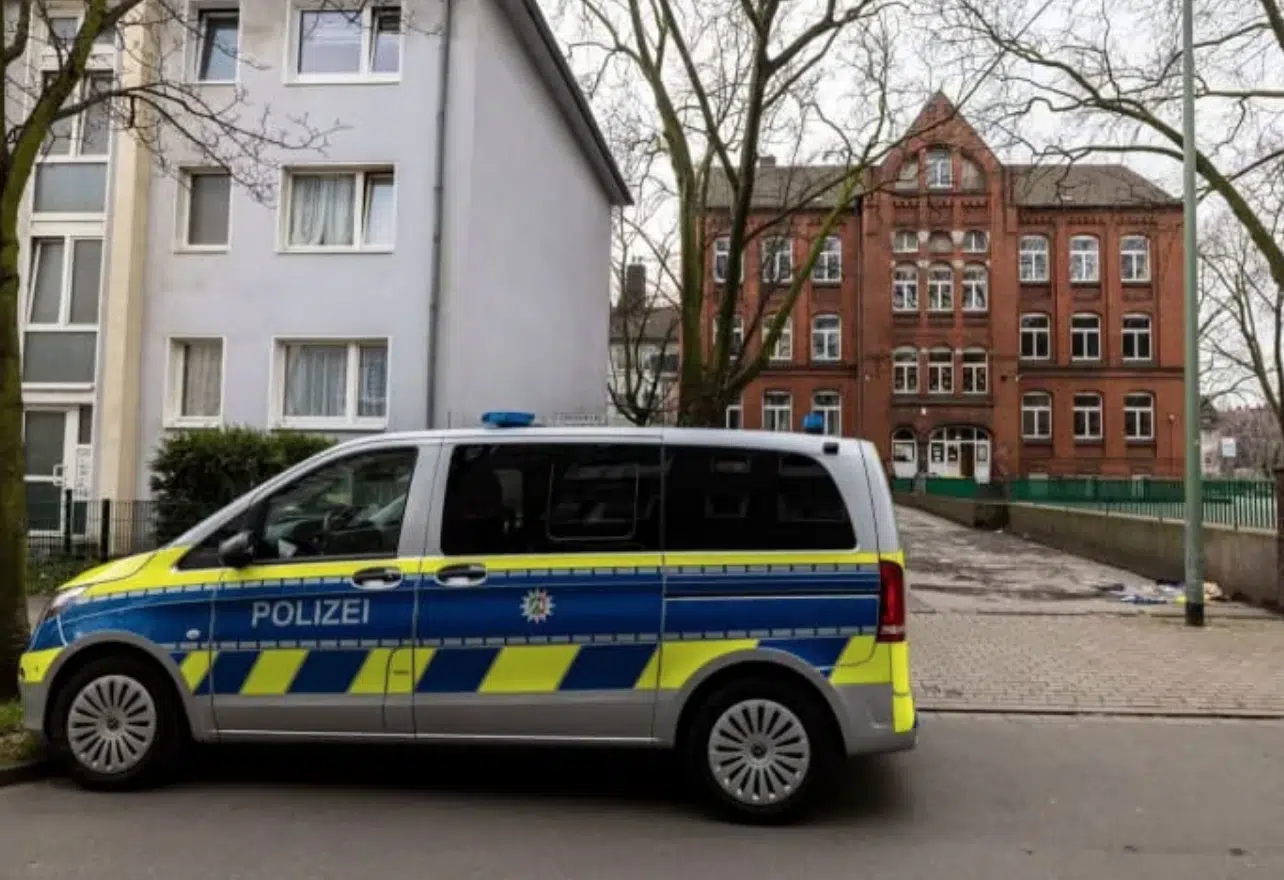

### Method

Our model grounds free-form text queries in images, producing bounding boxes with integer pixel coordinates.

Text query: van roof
[332,426,879,456]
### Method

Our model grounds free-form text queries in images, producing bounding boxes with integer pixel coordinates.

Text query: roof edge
[500,0,633,206]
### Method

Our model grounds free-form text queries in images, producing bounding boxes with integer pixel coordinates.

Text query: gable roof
[610,304,680,343]
[703,161,1176,210]
[499,0,632,205]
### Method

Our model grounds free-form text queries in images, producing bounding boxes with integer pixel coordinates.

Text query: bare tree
[0,1,417,698]
[558,0,981,425]
[940,0,1284,355]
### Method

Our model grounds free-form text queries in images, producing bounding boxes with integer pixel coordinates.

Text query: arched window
[1122,313,1153,361]
[1071,312,1102,361]
[961,349,988,394]
[893,264,918,312]
[962,264,988,312]
[725,395,743,429]
[1124,392,1155,440]
[928,264,953,311]
[1020,313,1051,360]
[811,313,841,361]
[1022,392,1052,439]
[928,347,953,393]
[1120,235,1151,282]
[962,229,988,252]
[1073,392,1103,440]
[766,313,792,361]
[893,347,919,394]
[892,428,918,471]
[762,390,793,433]
[812,390,841,436]
[926,149,953,189]
[893,229,919,253]
[1019,234,1049,282]
[1069,235,1100,283]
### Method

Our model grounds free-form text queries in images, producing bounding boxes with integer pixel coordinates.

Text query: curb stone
[0,756,52,787]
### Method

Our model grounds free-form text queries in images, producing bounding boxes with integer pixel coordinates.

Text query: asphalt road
[1,715,1280,879]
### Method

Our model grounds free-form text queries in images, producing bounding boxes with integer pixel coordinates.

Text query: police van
[19,413,914,823]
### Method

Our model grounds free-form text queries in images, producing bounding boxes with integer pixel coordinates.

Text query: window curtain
[357,345,387,417]
[181,341,222,417]
[284,344,347,417]
[289,175,354,246]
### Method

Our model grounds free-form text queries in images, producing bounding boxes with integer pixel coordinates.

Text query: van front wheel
[683,677,837,824]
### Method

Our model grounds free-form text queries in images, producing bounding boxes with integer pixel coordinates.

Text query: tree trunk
[678,385,725,427]
[0,229,29,701]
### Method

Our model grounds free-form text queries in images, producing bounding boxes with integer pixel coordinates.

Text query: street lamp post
[1181,0,1205,626]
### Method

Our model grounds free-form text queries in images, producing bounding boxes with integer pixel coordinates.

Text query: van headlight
[43,585,90,619]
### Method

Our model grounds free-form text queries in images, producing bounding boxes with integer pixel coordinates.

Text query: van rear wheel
[48,655,185,791]
[683,677,837,824]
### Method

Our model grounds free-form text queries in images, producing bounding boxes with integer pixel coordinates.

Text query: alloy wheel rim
[707,698,811,806]
[67,674,158,775]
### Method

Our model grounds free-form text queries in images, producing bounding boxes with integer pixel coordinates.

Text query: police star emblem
[519,588,554,624]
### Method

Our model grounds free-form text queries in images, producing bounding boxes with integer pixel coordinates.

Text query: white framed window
[812,235,842,284]
[179,169,231,249]
[193,8,239,83]
[274,339,389,429]
[1071,313,1101,360]
[767,314,793,361]
[926,149,952,189]
[892,429,917,465]
[40,70,113,160]
[1019,234,1049,282]
[762,391,792,433]
[962,264,988,312]
[716,314,744,356]
[1020,313,1051,360]
[40,12,116,55]
[283,167,395,250]
[893,348,918,394]
[1122,313,1153,361]
[1069,235,1100,283]
[927,348,953,394]
[961,349,988,394]
[811,313,841,361]
[294,4,402,81]
[22,234,102,386]
[166,338,225,426]
[962,230,988,252]
[1120,235,1151,282]
[893,265,918,312]
[812,391,841,436]
[1022,392,1052,440]
[1124,392,1155,440]
[1073,393,1103,441]
[725,397,743,429]
[927,264,953,312]
[761,236,793,285]
[893,230,919,253]
[712,236,733,283]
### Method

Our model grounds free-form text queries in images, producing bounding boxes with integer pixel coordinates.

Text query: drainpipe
[424,0,454,428]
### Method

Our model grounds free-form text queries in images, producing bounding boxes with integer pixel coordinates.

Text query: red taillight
[877,560,906,642]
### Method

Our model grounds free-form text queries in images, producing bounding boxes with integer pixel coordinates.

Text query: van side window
[440,443,662,555]
[664,446,856,551]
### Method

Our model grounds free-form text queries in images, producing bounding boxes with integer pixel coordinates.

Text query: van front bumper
[17,649,62,736]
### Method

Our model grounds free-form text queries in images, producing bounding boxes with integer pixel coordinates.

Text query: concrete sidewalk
[912,611,1284,717]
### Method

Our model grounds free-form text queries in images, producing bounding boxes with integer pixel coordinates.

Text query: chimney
[759,155,777,167]
[622,262,646,311]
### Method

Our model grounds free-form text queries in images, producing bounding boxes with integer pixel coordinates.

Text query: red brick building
[703,95,1185,480]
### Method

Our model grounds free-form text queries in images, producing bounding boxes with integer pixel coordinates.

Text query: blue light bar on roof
[481,411,537,428]
[801,412,825,435]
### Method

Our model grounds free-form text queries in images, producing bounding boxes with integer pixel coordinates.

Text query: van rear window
[664,446,855,551]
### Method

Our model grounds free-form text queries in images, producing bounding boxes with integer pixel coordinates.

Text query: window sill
[286,73,402,87]
[1020,278,1051,286]
[809,357,842,365]
[175,244,230,254]
[275,417,387,432]
[1069,357,1102,364]
[1126,437,1157,446]
[164,416,223,430]
[811,279,843,287]
[1121,279,1152,286]
[1074,438,1104,446]
[1021,437,1052,445]
[188,78,238,87]
[1121,357,1154,365]
[277,245,395,255]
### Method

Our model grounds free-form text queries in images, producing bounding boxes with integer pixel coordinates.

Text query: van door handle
[350,567,403,590]
[434,563,487,587]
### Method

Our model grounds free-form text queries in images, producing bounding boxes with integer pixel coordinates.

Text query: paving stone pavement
[911,607,1284,716]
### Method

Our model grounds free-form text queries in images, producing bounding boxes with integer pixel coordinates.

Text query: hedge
[149,427,335,542]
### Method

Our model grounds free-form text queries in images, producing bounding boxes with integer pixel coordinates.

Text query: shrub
[149,427,335,542]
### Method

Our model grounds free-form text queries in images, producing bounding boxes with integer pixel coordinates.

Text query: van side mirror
[218,530,256,568]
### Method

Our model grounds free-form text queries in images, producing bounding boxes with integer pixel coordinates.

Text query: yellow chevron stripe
[240,649,308,695]
[640,639,758,690]
[179,650,216,692]
[18,648,62,685]
[480,645,580,694]
[387,647,434,695]
[347,648,393,695]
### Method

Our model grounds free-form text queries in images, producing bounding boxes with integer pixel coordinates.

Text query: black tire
[682,675,839,824]
[47,654,187,791]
